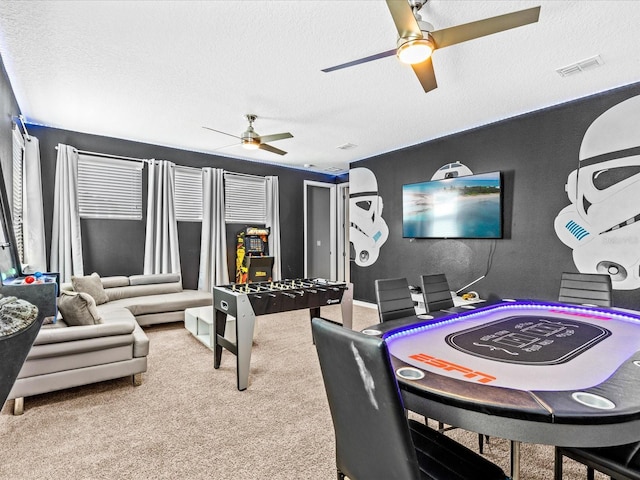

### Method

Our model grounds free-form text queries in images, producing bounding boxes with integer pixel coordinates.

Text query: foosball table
[212,278,353,390]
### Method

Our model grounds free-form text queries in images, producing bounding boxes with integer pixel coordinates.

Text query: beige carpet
[1,304,607,479]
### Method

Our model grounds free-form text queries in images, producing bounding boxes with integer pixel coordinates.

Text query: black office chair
[311,317,507,480]
[419,273,489,452]
[374,277,417,322]
[555,443,640,480]
[421,273,455,312]
[558,272,613,307]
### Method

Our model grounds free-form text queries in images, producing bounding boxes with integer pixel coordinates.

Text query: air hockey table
[362,299,640,480]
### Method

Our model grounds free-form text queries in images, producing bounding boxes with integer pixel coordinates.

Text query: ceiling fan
[203,114,293,156]
[322,0,541,93]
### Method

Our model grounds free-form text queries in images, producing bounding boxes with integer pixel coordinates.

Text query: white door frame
[336,182,349,283]
[304,180,336,280]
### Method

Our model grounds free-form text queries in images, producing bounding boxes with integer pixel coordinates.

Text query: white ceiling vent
[337,143,357,150]
[324,166,343,172]
[556,55,604,77]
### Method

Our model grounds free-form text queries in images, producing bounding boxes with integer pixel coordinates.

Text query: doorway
[303,180,349,281]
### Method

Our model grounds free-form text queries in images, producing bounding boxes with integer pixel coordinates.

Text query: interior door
[304,181,336,280]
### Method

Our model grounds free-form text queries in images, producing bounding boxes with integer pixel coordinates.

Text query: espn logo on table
[409,353,497,384]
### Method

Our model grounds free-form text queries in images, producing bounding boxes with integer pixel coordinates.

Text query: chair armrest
[33,321,135,345]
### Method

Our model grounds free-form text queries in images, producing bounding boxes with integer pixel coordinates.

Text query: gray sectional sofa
[5,273,212,415]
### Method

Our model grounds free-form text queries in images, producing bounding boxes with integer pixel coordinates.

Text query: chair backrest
[312,317,421,480]
[421,273,454,312]
[374,277,416,322]
[558,272,613,307]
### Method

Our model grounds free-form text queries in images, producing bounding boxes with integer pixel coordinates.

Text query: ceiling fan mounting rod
[242,114,260,145]
[409,0,426,14]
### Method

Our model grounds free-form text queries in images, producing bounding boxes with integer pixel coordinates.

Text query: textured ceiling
[1,1,639,174]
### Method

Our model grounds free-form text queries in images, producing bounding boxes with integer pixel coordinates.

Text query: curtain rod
[55,145,151,164]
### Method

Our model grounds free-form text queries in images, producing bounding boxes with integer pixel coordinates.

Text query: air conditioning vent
[556,55,603,77]
[337,143,357,150]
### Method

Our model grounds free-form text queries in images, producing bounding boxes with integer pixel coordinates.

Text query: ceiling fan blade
[322,49,397,73]
[431,6,541,49]
[212,142,241,152]
[258,132,293,143]
[385,0,422,38]
[202,126,241,140]
[411,57,437,93]
[259,143,287,156]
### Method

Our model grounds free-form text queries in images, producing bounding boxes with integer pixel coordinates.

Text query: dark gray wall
[28,125,337,289]
[350,81,640,311]
[0,54,20,202]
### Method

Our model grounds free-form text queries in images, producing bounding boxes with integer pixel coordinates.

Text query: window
[174,166,203,222]
[224,173,266,224]
[77,155,143,220]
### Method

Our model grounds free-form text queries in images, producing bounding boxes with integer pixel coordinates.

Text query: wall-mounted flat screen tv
[402,171,503,239]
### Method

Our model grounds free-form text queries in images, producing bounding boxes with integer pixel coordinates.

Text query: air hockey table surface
[364,300,640,448]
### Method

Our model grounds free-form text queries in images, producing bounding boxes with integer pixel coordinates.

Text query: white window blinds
[174,166,203,222]
[224,173,266,224]
[77,155,143,220]
[12,126,25,259]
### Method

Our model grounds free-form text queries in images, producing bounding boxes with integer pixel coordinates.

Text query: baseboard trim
[353,299,377,310]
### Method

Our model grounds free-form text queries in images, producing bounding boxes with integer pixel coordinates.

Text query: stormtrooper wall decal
[430,162,473,180]
[554,94,640,290]
[349,167,389,267]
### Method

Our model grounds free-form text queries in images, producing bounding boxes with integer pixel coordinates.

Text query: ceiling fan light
[397,38,433,65]
[242,139,260,150]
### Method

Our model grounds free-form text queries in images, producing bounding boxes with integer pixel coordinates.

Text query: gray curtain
[198,168,228,290]
[144,159,181,274]
[266,176,282,281]
[22,136,47,273]
[50,144,83,282]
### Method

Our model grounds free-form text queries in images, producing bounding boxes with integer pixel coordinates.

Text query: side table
[185,306,235,350]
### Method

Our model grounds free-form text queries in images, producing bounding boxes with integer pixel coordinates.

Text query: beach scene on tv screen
[403,173,502,238]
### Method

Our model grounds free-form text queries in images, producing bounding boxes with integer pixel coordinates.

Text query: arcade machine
[235,226,274,284]
[0,165,58,408]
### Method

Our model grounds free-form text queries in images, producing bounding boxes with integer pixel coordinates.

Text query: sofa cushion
[105,282,183,302]
[100,276,130,289]
[72,273,109,305]
[129,273,181,286]
[58,291,104,326]
[105,290,211,316]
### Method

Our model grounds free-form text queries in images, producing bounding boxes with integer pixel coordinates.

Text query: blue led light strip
[384,301,640,345]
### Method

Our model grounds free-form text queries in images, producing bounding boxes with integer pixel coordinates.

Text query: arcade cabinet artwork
[554,94,640,290]
[235,227,274,284]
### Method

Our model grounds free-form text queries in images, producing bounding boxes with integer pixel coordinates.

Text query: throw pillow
[71,272,109,305]
[57,291,103,326]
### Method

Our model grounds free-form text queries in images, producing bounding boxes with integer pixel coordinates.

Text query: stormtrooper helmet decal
[430,162,473,180]
[349,167,389,267]
[554,94,640,290]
